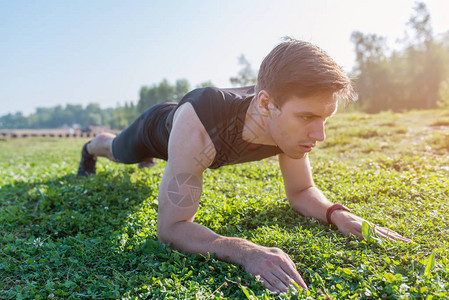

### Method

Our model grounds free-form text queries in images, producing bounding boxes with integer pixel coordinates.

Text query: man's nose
[308,120,326,142]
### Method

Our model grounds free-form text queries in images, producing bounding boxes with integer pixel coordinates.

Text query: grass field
[1,109,448,299]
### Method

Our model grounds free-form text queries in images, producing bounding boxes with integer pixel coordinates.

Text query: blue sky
[1,0,448,116]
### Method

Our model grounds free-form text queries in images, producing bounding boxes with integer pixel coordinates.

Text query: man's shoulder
[182,86,255,101]
[219,85,255,96]
[169,101,216,169]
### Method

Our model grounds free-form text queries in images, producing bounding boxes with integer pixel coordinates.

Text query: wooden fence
[0,129,117,139]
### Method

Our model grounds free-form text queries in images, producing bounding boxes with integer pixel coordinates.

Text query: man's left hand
[331,210,411,243]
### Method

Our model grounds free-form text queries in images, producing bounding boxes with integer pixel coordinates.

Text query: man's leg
[77,102,176,176]
[77,133,118,176]
[86,132,117,161]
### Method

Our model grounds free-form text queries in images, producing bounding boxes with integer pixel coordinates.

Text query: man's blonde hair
[255,37,354,106]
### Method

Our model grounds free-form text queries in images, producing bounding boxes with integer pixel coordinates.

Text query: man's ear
[257,90,272,116]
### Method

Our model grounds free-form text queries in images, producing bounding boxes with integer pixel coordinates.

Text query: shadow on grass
[0,171,156,240]
[0,171,271,298]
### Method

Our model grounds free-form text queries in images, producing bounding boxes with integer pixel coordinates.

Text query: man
[77,38,410,293]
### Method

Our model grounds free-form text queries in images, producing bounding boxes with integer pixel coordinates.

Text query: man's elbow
[157,223,172,244]
[157,232,167,245]
[156,220,174,244]
[157,221,184,244]
[286,185,315,204]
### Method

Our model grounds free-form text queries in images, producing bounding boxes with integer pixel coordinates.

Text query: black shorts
[111,102,177,164]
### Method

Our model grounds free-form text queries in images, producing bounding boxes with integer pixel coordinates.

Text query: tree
[351,2,449,112]
[350,31,393,112]
[174,79,190,102]
[196,81,215,88]
[229,54,257,86]
[137,78,190,113]
[404,2,448,109]
[65,104,84,125]
[405,2,433,48]
[351,31,387,73]
[0,112,28,129]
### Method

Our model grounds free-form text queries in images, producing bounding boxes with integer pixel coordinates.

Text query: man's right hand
[243,245,308,293]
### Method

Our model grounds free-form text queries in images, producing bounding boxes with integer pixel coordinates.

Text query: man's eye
[302,116,311,121]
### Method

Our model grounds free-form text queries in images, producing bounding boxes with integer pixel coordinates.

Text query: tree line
[1,2,447,129]
[351,2,449,112]
[0,103,136,130]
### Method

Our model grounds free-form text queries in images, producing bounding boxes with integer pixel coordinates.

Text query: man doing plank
[77,37,410,293]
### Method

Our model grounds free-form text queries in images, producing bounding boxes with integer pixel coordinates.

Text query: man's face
[266,92,337,159]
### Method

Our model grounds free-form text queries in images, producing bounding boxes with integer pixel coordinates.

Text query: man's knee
[89,133,117,161]
[96,132,116,143]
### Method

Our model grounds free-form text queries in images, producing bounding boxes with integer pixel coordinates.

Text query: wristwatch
[326,203,351,225]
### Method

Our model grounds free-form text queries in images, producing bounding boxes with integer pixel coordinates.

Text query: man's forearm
[288,186,333,223]
[158,221,256,266]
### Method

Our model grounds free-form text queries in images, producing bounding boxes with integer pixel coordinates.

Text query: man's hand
[243,245,308,293]
[332,210,411,243]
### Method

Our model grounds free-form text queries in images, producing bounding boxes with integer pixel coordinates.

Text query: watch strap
[326,203,351,225]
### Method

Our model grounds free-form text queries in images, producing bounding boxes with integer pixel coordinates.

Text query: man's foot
[77,142,97,176]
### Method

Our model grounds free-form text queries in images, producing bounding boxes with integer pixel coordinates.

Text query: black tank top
[164,86,282,169]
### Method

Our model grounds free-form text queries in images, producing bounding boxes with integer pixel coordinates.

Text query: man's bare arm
[156,103,307,293]
[279,153,332,222]
[279,153,411,242]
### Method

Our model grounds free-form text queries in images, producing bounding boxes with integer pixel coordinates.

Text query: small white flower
[104,206,109,210]
[33,238,43,248]
[400,283,410,291]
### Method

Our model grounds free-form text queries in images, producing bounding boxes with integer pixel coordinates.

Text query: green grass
[1,109,448,299]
